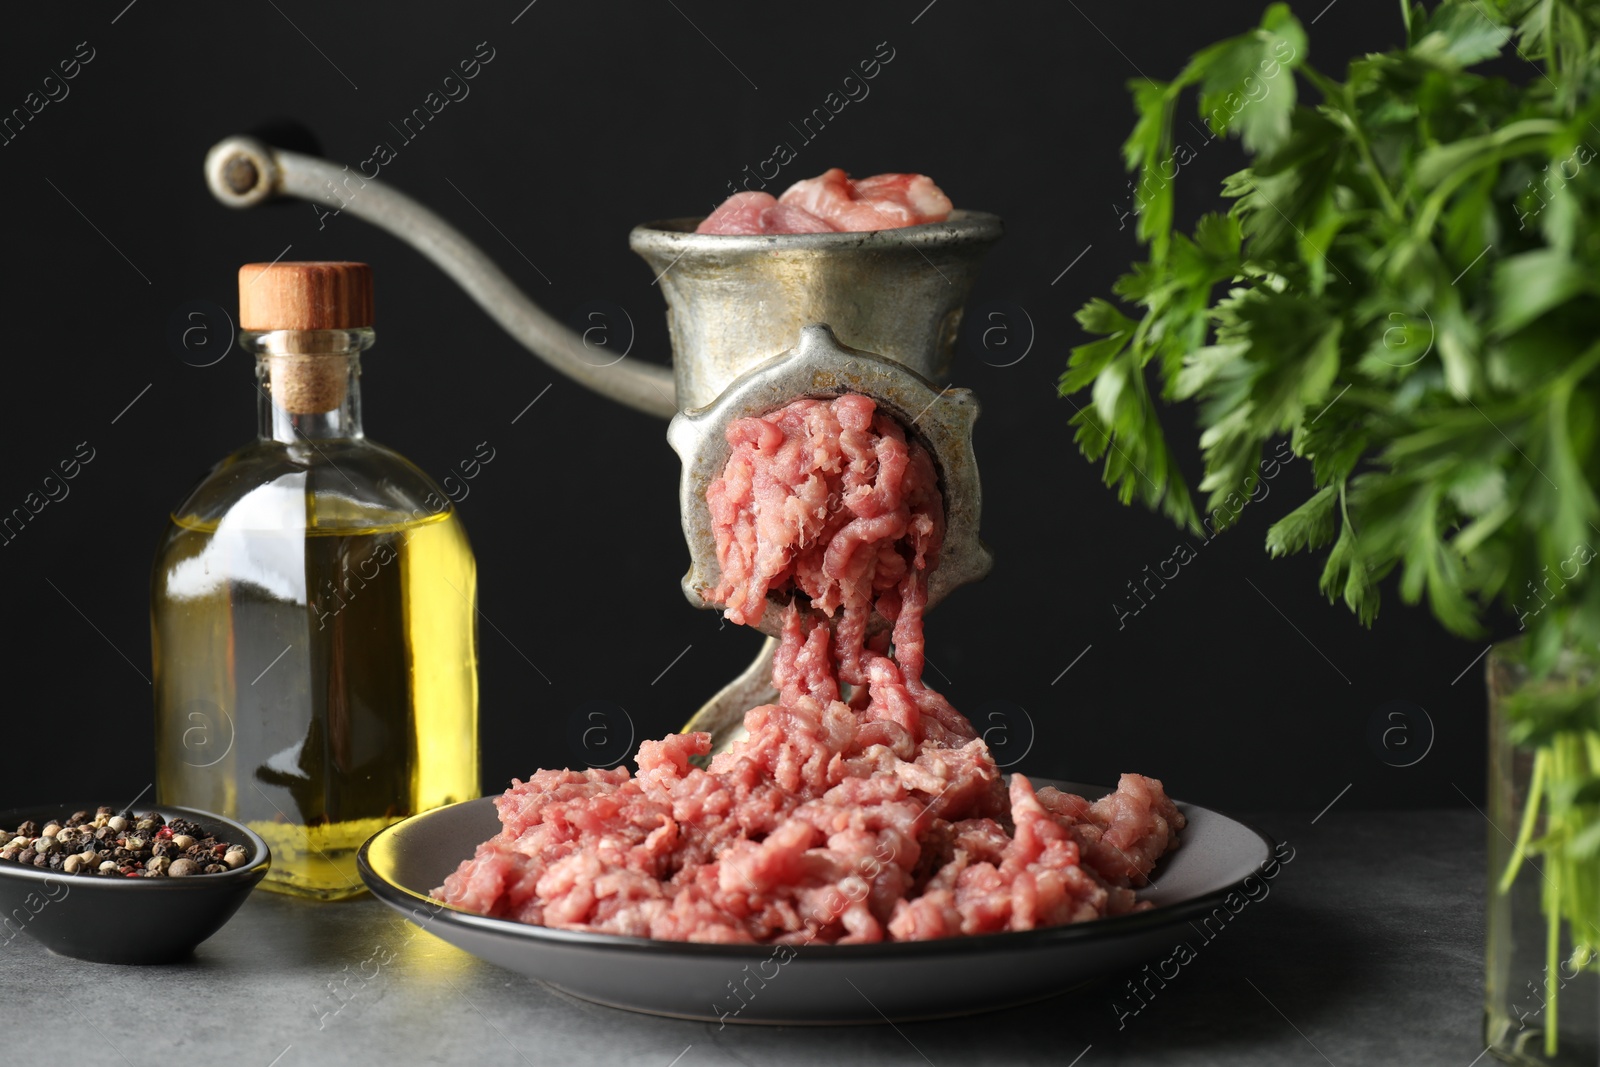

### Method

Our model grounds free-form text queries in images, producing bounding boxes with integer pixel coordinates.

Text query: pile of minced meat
[436,392,1184,943]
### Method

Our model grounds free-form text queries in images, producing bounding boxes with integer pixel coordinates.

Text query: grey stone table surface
[1,809,1486,1066]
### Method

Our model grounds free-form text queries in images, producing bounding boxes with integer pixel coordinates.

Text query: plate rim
[358,780,1276,960]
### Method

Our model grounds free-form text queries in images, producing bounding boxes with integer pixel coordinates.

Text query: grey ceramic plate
[358,780,1272,1024]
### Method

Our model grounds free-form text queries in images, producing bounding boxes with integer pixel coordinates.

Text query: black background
[0,0,1492,816]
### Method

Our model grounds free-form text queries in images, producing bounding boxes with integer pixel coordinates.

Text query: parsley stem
[1412,120,1562,242]
[1554,340,1600,391]
[1499,745,1545,895]
[1547,862,1559,1056]
[1300,62,1401,220]
[1542,0,1558,108]
[1342,86,1403,221]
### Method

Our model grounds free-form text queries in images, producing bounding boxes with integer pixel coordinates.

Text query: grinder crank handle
[203,135,678,420]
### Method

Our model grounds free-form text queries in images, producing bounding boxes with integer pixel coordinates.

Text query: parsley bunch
[1064,1,1600,1051]
[1065,0,1600,663]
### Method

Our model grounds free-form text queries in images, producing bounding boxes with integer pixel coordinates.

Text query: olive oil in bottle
[152,262,479,899]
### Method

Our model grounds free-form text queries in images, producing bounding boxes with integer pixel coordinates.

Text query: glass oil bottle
[152,261,479,900]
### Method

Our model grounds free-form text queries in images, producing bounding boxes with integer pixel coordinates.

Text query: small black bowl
[0,803,270,964]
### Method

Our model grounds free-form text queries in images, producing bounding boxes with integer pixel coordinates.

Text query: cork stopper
[239,261,373,330]
[239,262,373,415]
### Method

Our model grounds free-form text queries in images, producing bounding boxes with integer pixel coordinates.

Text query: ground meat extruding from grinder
[695,169,953,235]
[436,395,1184,942]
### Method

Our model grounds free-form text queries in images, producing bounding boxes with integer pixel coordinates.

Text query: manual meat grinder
[203,135,1001,750]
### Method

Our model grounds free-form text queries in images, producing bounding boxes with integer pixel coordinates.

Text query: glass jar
[1485,640,1600,1064]
[152,301,480,900]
